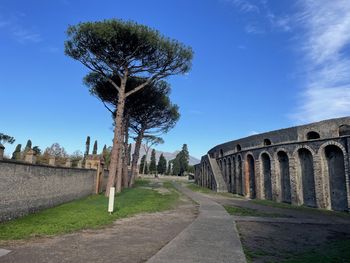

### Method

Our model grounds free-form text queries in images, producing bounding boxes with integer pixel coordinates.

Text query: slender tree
[139,155,146,174]
[149,149,157,174]
[141,136,164,175]
[157,153,167,175]
[65,19,193,195]
[166,162,172,175]
[11,144,21,160]
[92,140,98,155]
[85,136,91,157]
[24,140,32,153]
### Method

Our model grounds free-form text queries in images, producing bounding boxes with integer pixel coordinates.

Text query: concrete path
[147,183,246,263]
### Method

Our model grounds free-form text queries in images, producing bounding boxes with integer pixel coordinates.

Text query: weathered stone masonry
[194,117,350,211]
[0,160,108,222]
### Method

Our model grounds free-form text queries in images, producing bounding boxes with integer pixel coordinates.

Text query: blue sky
[1,0,350,159]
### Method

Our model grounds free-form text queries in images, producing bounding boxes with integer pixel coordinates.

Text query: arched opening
[247,154,256,199]
[220,149,224,157]
[277,151,291,203]
[232,156,236,193]
[237,155,243,195]
[236,144,242,152]
[339,125,350,136]
[264,139,272,146]
[298,148,316,207]
[223,159,227,182]
[325,145,348,211]
[228,158,232,192]
[261,153,272,200]
[306,131,320,140]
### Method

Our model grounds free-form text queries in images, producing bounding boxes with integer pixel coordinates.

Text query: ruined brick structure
[194,117,350,211]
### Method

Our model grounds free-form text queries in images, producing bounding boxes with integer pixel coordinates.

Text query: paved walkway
[147,183,246,263]
[232,216,350,224]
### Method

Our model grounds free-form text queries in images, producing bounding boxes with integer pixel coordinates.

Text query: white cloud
[222,0,259,13]
[0,12,42,44]
[245,24,264,34]
[291,0,350,123]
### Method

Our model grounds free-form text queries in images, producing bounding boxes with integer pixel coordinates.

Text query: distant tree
[141,136,164,174]
[102,146,112,168]
[178,144,189,175]
[166,162,172,175]
[85,136,90,157]
[171,158,180,176]
[144,162,149,174]
[139,155,146,174]
[157,153,167,175]
[187,165,195,174]
[0,133,15,146]
[65,19,193,195]
[44,143,68,166]
[24,139,32,153]
[70,150,83,167]
[11,144,21,160]
[149,149,157,174]
[32,146,41,155]
[92,140,98,155]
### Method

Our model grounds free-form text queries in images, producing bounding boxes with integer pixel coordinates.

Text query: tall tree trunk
[122,116,129,188]
[105,79,126,196]
[130,128,145,187]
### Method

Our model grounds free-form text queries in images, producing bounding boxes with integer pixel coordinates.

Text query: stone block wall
[0,160,107,222]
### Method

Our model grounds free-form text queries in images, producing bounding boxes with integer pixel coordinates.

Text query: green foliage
[139,155,146,174]
[24,139,32,153]
[166,162,172,175]
[92,140,98,155]
[149,149,157,174]
[11,144,22,160]
[32,146,41,155]
[157,153,167,174]
[65,19,193,80]
[85,136,90,156]
[0,133,15,145]
[102,146,112,168]
[70,150,83,167]
[44,143,68,166]
[224,205,286,218]
[171,144,190,176]
[0,180,179,240]
[144,162,149,174]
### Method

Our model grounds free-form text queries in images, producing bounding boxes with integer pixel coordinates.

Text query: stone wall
[0,160,107,222]
[195,117,350,212]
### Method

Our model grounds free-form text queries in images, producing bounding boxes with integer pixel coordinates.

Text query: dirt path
[0,197,198,263]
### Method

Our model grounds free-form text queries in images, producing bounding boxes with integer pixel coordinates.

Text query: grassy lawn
[252,199,350,218]
[224,205,287,218]
[185,182,244,199]
[281,239,350,263]
[243,239,350,263]
[0,180,179,240]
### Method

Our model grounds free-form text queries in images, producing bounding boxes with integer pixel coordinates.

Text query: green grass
[0,180,179,241]
[185,183,244,199]
[281,239,350,263]
[252,199,350,218]
[224,205,287,218]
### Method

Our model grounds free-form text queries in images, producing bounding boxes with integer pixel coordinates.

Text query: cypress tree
[144,162,149,174]
[157,153,167,175]
[24,140,32,153]
[92,140,98,155]
[85,136,90,156]
[12,144,22,160]
[166,162,172,175]
[139,155,146,174]
[149,149,157,174]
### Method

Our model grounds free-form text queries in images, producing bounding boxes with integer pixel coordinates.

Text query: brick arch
[236,154,243,195]
[318,141,349,211]
[244,152,256,198]
[274,148,292,203]
[259,151,273,200]
[292,145,317,207]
